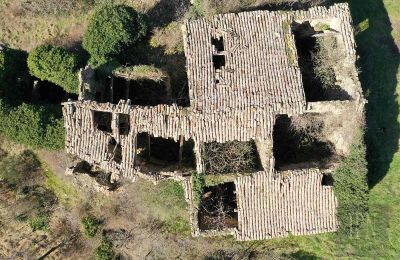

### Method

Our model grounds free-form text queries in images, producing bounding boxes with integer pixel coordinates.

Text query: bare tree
[204,141,259,174]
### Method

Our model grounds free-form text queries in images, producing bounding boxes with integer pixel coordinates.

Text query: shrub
[95,235,113,260]
[27,44,79,94]
[0,101,65,150]
[334,133,369,233]
[83,4,147,66]
[192,172,205,205]
[29,214,50,231]
[82,216,100,237]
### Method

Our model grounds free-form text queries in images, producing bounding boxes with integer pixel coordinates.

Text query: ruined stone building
[62,3,365,241]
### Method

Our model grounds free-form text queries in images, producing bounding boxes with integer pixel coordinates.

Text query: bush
[334,133,369,233]
[83,4,147,66]
[0,101,65,150]
[27,44,79,94]
[95,235,113,260]
[29,214,50,231]
[82,216,100,237]
[192,172,205,205]
[0,46,31,103]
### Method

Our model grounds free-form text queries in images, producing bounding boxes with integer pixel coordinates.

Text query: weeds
[82,215,101,237]
[334,132,369,234]
[95,235,114,260]
[28,214,50,231]
[312,35,341,89]
[192,172,205,205]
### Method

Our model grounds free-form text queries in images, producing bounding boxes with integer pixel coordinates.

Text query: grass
[131,179,191,236]
[42,162,81,207]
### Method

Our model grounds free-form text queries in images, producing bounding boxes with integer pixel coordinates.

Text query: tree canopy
[82,5,147,66]
[27,44,79,94]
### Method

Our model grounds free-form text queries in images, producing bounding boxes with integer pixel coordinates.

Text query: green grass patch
[28,214,50,231]
[95,235,114,260]
[131,179,191,236]
[82,215,101,238]
[42,163,80,207]
[334,132,369,233]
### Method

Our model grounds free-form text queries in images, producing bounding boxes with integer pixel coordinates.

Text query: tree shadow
[145,0,190,28]
[334,0,399,188]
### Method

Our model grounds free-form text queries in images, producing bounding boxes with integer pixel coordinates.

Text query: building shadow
[335,0,399,188]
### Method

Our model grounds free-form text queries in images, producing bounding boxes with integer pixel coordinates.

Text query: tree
[27,44,79,94]
[83,5,147,66]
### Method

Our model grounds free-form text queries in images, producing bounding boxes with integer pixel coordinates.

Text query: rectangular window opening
[212,55,226,70]
[119,114,130,135]
[93,111,112,133]
[135,133,196,172]
[112,77,170,106]
[211,36,225,52]
[108,137,122,164]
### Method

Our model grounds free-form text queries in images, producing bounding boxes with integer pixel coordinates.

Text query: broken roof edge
[182,3,352,28]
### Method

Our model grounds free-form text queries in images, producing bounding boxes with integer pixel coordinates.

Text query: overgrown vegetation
[273,114,335,168]
[95,235,114,260]
[29,214,50,231]
[334,133,369,233]
[0,150,57,234]
[0,150,42,188]
[192,172,205,205]
[198,182,238,231]
[27,44,80,94]
[83,4,147,66]
[312,35,342,90]
[0,101,65,150]
[82,215,101,237]
[113,65,168,81]
[203,141,261,174]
